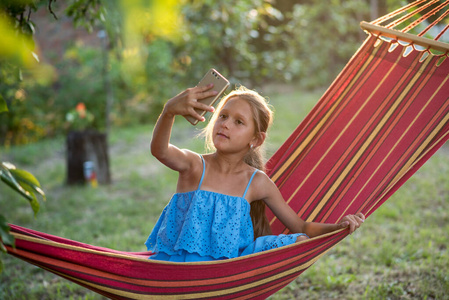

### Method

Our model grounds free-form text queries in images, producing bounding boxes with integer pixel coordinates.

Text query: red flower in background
[66,103,94,131]
[76,103,86,118]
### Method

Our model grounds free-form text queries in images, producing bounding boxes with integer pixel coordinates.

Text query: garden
[1,1,448,299]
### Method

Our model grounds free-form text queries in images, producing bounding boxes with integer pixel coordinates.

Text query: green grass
[1,84,448,299]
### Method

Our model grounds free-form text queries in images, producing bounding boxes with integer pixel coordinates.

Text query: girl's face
[212,97,258,154]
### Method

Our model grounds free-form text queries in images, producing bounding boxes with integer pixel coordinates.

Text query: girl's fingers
[356,212,366,221]
[194,101,215,113]
[192,83,217,97]
[188,84,213,97]
[187,106,207,123]
[348,216,356,234]
[190,89,217,112]
[341,214,364,234]
[196,83,214,92]
[340,221,350,228]
[195,89,218,101]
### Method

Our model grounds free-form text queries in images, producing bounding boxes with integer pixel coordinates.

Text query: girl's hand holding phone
[184,69,230,125]
[163,84,218,123]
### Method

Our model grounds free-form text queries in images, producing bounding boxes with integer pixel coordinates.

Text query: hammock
[6,1,449,299]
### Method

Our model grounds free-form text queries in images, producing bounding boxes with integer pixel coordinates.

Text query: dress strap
[242,169,259,198]
[197,155,206,190]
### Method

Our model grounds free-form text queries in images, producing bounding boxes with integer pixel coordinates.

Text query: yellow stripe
[271,42,379,219]
[30,245,330,300]
[364,73,449,216]
[293,43,403,222]
[365,125,449,218]
[270,37,381,184]
[340,68,447,218]
[386,77,449,190]
[10,229,352,300]
[10,229,341,286]
[307,48,431,222]
[10,231,265,266]
[10,232,153,262]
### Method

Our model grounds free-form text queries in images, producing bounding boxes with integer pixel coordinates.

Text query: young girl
[146,84,365,262]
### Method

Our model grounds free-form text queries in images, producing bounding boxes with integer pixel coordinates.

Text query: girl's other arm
[150,85,217,172]
[258,174,364,238]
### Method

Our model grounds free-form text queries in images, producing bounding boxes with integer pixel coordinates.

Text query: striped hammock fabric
[7,34,449,300]
[6,4,449,298]
[266,35,449,234]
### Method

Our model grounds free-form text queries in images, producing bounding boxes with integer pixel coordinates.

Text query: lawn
[0,84,448,300]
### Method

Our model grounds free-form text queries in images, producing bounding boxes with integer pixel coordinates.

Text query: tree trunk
[66,130,111,185]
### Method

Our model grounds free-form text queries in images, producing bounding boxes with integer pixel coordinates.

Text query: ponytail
[245,145,272,238]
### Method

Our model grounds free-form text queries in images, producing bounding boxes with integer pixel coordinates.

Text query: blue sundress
[145,156,307,262]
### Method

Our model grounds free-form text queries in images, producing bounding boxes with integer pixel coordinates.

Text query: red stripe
[315,43,439,222]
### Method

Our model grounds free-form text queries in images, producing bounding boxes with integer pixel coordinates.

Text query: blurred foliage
[0,0,107,144]
[0,44,103,145]
[179,0,370,87]
[0,0,95,274]
[65,103,95,131]
[0,0,411,146]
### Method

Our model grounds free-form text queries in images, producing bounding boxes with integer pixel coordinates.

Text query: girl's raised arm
[150,85,217,172]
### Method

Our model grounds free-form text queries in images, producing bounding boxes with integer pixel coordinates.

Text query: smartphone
[185,68,230,125]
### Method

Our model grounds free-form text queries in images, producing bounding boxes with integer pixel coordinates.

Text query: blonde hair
[203,86,274,238]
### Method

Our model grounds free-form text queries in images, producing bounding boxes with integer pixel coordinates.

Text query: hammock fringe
[361,22,449,53]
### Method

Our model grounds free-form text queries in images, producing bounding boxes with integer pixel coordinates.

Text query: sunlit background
[1,1,448,298]
[0,0,401,146]
[2,0,448,146]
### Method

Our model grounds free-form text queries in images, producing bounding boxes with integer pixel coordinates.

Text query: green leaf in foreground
[0,162,46,216]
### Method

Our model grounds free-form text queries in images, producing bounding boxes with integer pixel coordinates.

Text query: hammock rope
[385,0,438,29]
[5,1,449,299]
[371,0,449,43]
[435,23,449,40]
[402,0,449,33]
[419,8,449,37]
[371,0,429,25]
